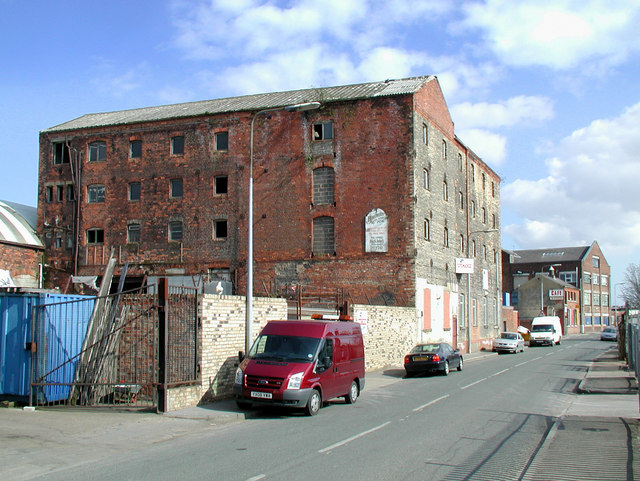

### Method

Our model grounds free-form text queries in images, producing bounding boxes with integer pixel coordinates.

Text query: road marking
[461,377,487,390]
[490,368,509,377]
[413,394,450,412]
[531,356,543,361]
[515,361,528,367]
[245,475,266,481]
[318,422,391,453]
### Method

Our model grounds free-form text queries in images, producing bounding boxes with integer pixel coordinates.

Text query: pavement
[1,335,639,480]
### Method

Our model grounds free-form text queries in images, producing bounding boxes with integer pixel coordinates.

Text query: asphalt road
[25,337,616,481]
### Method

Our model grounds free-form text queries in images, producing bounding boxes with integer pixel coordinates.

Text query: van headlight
[287,372,304,390]
[234,367,243,385]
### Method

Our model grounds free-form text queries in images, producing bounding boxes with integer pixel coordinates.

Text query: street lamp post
[465,229,498,353]
[245,101,321,354]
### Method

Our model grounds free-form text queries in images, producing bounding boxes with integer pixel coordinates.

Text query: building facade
[506,242,611,333]
[0,201,44,288]
[38,76,501,352]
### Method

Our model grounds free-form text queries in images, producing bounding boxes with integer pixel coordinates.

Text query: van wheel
[305,389,321,416]
[442,361,450,376]
[236,400,251,410]
[345,381,359,404]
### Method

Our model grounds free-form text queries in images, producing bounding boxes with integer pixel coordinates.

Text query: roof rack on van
[311,314,353,322]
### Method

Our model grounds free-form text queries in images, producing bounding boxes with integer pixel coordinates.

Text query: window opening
[86,228,104,244]
[214,176,228,195]
[87,184,105,203]
[130,140,142,158]
[53,142,70,164]
[213,220,228,239]
[127,223,140,243]
[313,122,333,141]
[129,182,141,201]
[215,131,229,151]
[170,178,183,198]
[171,136,185,155]
[89,141,107,162]
[169,221,183,241]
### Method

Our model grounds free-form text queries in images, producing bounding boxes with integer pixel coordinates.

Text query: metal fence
[626,310,640,380]
[29,282,199,410]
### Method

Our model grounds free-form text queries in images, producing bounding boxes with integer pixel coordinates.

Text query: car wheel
[305,389,322,416]
[344,380,359,404]
[457,357,463,371]
[442,361,450,376]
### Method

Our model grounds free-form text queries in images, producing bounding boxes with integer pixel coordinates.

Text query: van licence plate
[251,391,272,399]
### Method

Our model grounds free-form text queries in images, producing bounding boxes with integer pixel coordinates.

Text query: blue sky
[1,0,639,300]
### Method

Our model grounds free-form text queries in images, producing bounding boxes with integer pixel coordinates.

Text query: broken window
[313,216,335,255]
[130,140,142,159]
[89,141,107,162]
[86,228,104,244]
[313,167,334,205]
[171,136,184,155]
[215,132,228,151]
[57,185,64,202]
[53,142,70,165]
[213,219,228,239]
[170,178,183,198]
[214,176,228,195]
[45,186,53,203]
[87,184,105,203]
[313,122,333,141]
[67,184,76,201]
[127,223,140,243]
[129,182,141,201]
[443,227,449,248]
[169,220,183,241]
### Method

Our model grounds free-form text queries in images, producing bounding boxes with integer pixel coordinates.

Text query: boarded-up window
[313,167,334,205]
[443,291,451,330]
[423,288,431,331]
[313,216,334,255]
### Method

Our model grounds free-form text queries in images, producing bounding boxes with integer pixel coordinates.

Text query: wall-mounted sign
[365,208,388,253]
[455,258,474,274]
[549,289,563,299]
[482,269,489,290]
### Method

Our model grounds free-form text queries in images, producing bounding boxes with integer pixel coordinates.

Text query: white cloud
[451,96,554,130]
[456,128,507,167]
[502,102,640,260]
[461,0,640,70]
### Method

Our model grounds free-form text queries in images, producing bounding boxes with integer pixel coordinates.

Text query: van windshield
[249,334,321,362]
[531,324,553,332]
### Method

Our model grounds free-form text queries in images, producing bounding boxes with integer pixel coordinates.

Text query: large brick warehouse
[38,75,502,351]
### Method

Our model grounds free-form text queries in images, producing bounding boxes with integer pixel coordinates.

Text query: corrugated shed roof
[43,76,435,133]
[0,201,43,248]
[512,246,589,264]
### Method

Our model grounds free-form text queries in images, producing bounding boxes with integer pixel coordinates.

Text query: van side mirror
[238,351,245,362]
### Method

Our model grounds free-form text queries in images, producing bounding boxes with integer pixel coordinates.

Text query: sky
[1,0,639,302]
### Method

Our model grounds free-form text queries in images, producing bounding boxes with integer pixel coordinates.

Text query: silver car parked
[493,332,525,354]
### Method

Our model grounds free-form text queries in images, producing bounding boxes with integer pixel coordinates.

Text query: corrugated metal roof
[512,246,589,264]
[42,76,435,133]
[0,201,43,248]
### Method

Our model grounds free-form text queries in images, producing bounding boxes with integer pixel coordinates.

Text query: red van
[233,316,365,416]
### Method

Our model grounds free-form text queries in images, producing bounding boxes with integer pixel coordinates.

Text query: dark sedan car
[404,342,463,377]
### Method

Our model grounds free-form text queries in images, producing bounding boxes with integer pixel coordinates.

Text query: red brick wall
[39,95,419,303]
[0,242,43,285]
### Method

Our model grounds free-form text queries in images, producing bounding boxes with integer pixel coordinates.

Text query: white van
[528,316,562,346]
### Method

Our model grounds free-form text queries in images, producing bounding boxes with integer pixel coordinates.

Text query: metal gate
[29,280,198,411]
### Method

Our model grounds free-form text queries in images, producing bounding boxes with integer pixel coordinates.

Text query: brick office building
[38,76,501,351]
[505,241,611,333]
